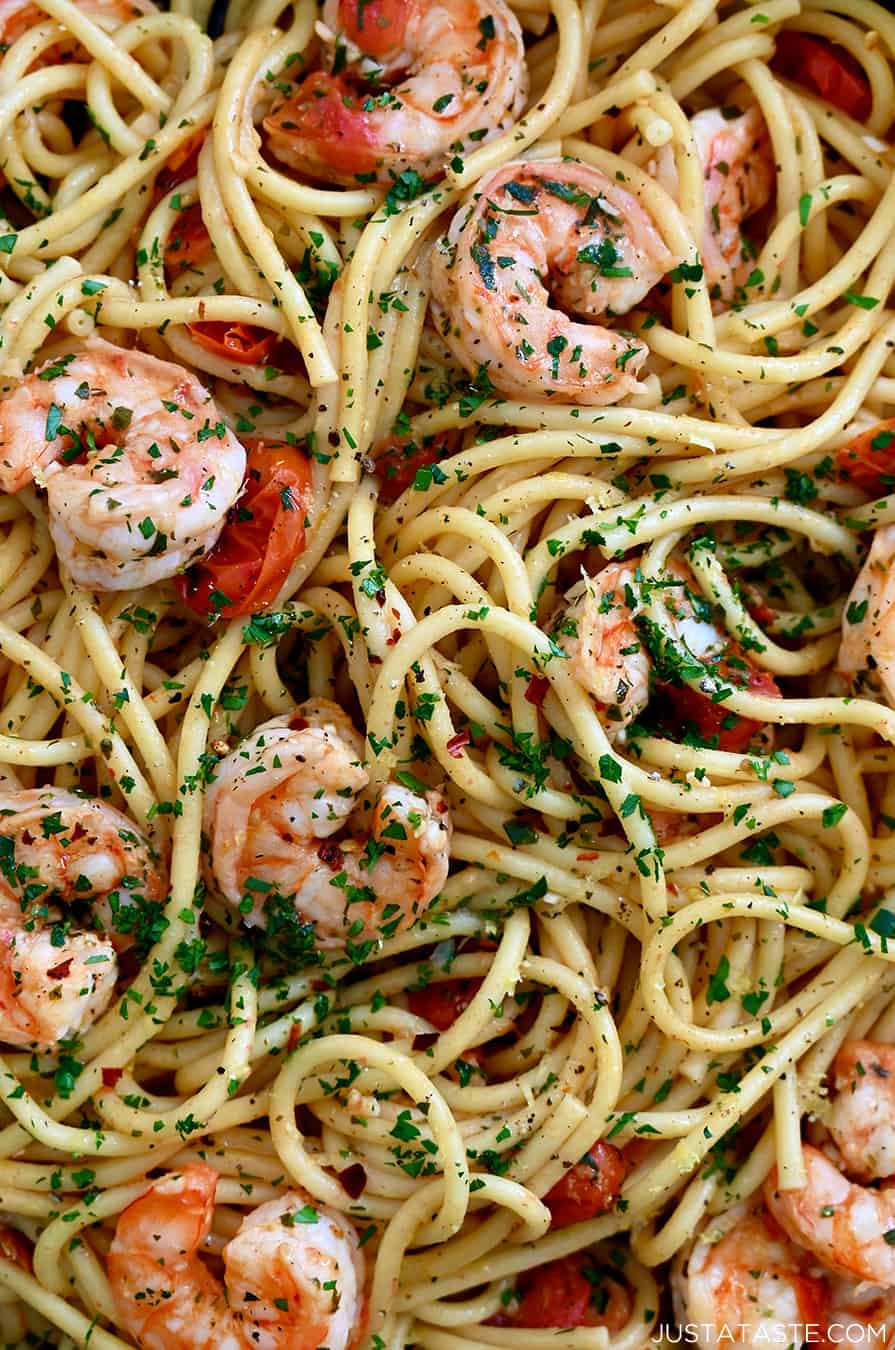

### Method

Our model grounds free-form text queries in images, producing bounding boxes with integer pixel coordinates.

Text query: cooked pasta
[0,0,893,1346]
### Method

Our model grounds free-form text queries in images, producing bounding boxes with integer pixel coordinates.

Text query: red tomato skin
[835,418,895,496]
[165,204,212,269]
[0,1225,31,1273]
[490,1254,633,1331]
[544,1140,627,1228]
[175,439,311,617]
[155,131,206,197]
[773,31,871,120]
[407,979,480,1031]
[337,0,414,55]
[664,661,780,752]
[187,322,278,367]
[264,73,380,178]
[374,431,458,505]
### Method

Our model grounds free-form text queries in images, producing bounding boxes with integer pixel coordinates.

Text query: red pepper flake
[412,1031,439,1052]
[287,1022,302,1052]
[524,675,550,707]
[102,1066,123,1088]
[47,959,73,980]
[296,1104,323,1137]
[576,852,600,862]
[747,600,776,624]
[339,1163,367,1198]
[446,729,471,758]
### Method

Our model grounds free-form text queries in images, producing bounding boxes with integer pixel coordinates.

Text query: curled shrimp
[672,1200,831,1349]
[556,556,778,747]
[430,158,674,405]
[263,0,527,187]
[838,524,895,706]
[765,1144,895,1285]
[0,0,155,54]
[827,1040,895,1181]
[557,560,652,734]
[654,105,774,301]
[108,1164,366,1350]
[0,336,246,590]
[0,788,164,1049]
[204,698,452,949]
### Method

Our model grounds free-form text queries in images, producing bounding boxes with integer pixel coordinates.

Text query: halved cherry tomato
[489,1253,633,1330]
[155,130,206,198]
[0,1225,31,1274]
[187,322,279,367]
[773,31,871,121]
[662,658,781,753]
[175,438,312,617]
[164,204,213,270]
[374,430,458,505]
[835,418,895,497]
[407,979,480,1031]
[544,1141,627,1229]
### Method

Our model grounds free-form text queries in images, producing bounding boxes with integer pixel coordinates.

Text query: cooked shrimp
[429,159,674,405]
[654,105,774,301]
[0,788,164,1049]
[826,1280,895,1350]
[0,0,155,53]
[0,336,246,590]
[204,698,451,949]
[838,524,895,706]
[557,560,652,733]
[556,556,778,747]
[263,0,527,187]
[672,1200,830,1349]
[108,1164,366,1350]
[828,1040,895,1181]
[765,1144,895,1285]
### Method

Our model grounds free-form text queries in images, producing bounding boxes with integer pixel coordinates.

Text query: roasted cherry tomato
[155,130,206,197]
[835,418,895,497]
[374,431,458,505]
[187,321,280,367]
[490,1253,633,1330]
[544,1141,627,1229]
[407,979,481,1031]
[663,659,780,753]
[175,438,312,617]
[773,31,871,121]
[164,204,213,270]
[0,1225,31,1273]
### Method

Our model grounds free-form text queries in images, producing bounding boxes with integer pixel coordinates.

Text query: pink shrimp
[430,158,674,405]
[0,337,246,590]
[672,1200,831,1349]
[654,105,775,301]
[108,1164,366,1350]
[204,698,451,949]
[765,1144,895,1285]
[263,0,527,187]
[0,788,164,1050]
